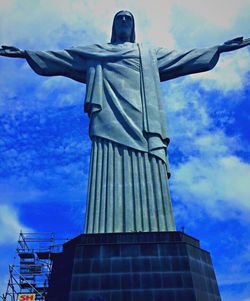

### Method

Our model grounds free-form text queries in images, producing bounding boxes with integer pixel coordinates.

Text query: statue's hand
[0,45,26,58]
[219,37,250,53]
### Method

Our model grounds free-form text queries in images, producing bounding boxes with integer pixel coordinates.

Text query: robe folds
[26,43,220,233]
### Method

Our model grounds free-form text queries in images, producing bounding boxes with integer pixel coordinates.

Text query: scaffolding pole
[1,232,66,301]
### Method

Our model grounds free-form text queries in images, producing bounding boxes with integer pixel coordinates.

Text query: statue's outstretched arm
[219,37,250,53]
[157,36,249,82]
[0,46,27,58]
[0,45,87,83]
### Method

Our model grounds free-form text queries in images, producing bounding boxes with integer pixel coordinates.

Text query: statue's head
[111,10,135,44]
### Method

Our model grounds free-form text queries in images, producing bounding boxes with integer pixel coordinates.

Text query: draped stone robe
[26,43,220,233]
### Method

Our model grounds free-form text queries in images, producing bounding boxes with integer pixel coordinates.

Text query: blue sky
[0,0,250,299]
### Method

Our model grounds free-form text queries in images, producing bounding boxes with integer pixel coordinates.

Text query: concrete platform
[46,232,221,301]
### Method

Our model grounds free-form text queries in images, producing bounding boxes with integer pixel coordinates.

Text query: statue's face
[114,11,133,42]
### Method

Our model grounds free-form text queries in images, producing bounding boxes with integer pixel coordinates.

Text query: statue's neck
[115,34,131,44]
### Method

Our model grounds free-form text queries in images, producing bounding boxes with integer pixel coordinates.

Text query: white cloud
[0,204,32,295]
[2,0,248,49]
[162,83,213,142]
[223,289,250,301]
[170,0,250,51]
[217,243,250,300]
[188,49,250,94]
[162,79,250,223]
[173,154,250,219]
[0,178,45,205]
[0,0,176,48]
[174,0,250,29]
[0,204,31,244]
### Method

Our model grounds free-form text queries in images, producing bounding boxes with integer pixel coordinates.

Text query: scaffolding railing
[1,231,67,301]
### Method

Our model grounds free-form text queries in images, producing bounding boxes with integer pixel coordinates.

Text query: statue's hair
[111,10,136,43]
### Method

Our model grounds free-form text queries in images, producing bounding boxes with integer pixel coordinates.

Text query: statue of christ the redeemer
[1,11,249,234]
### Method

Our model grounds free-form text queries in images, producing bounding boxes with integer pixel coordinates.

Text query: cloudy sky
[0,0,250,299]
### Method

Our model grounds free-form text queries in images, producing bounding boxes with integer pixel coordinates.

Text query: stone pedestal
[46,232,221,301]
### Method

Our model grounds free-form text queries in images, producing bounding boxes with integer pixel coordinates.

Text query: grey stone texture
[84,137,175,233]
[24,43,220,233]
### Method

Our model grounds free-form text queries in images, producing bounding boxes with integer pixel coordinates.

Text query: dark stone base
[47,232,221,301]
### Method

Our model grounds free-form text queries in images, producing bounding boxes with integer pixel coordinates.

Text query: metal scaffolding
[1,232,66,301]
